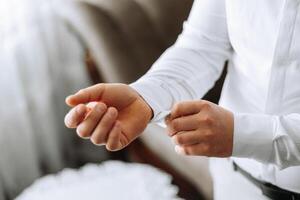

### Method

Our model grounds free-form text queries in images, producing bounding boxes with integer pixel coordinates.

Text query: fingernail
[175,145,185,155]
[76,127,90,140]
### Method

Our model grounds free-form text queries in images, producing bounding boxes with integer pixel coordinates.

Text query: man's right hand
[64,83,153,151]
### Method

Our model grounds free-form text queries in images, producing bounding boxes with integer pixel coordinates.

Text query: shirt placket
[265,0,299,115]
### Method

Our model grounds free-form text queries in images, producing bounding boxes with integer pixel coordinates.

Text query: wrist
[139,95,154,123]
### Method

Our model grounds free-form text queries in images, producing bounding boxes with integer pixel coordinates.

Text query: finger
[168,114,202,134]
[170,101,202,119]
[175,143,211,156]
[90,107,118,145]
[76,103,107,138]
[165,116,176,136]
[172,130,205,146]
[106,121,122,151]
[64,104,87,128]
[170,100,211,119]
[66,84,105,106]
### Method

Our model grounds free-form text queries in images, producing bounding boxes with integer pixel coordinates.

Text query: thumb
[66,84,105,107]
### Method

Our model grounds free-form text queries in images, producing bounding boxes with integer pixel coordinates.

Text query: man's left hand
[165,100,234,157]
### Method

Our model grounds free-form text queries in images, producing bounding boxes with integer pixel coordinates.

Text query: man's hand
[64,83,153,151]
[165,100,234,157]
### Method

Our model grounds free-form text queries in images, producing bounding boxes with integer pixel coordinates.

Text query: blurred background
[0,0,227,199]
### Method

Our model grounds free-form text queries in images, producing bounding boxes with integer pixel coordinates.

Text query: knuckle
[204,129,214,139]
[202,115,214,125]
[201,101,212,110]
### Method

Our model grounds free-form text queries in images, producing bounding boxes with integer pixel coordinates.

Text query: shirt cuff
[232,113,276,163]
[130,79,173,122]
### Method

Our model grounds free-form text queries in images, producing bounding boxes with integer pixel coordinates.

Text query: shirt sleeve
[233,113,300,169]
[130,0,232,122]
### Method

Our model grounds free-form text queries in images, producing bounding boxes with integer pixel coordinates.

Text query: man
[64,0,300,199]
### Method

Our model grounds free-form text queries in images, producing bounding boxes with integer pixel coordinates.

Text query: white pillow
[16,161,179,200]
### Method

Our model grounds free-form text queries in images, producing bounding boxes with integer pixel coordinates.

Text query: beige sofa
[57,0,230,199]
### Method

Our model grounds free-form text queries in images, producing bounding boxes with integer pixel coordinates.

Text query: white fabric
[16,161,179,200]
[131,0,300,194]
[210,158,270,200]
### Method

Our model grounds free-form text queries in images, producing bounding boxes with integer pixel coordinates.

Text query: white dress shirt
[131,0,300,193]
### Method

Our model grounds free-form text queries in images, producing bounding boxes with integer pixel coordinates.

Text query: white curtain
[0,0,91,198]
